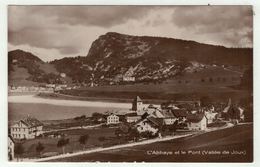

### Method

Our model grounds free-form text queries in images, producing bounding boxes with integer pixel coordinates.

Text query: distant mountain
[8,49,68,86]
[52,32,252,85]
[9,33,253,86]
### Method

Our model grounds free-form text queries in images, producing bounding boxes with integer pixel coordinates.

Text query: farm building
[186,113,207,131]
[160,110,178,125]
[10,116,43,139]
[125,113,142,123]
[171,109,189,123]
[106,114,120,125]
[135,116,163,135]
[205,111,218,124]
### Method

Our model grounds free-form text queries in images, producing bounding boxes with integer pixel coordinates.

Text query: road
[23,122,238,162]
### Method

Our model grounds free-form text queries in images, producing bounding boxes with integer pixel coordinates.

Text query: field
[18,127,118,158]
[48,124,253,162]
[56,84,250,103]
[54,66,250,102]
[9,66,42,86]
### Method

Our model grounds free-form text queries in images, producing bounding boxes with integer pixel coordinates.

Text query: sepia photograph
[7,5,253,162]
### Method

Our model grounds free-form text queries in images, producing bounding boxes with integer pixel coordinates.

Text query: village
[8,95,246,161]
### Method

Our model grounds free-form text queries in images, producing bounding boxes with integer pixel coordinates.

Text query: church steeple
[132,96,143,111]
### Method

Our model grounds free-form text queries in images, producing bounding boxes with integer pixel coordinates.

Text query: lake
[8,103,126,121]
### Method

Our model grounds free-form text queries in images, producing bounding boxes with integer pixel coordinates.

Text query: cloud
[8,6,253,61]
[9,6,152,29]
[171,6,253,47]
[8,6,154,57]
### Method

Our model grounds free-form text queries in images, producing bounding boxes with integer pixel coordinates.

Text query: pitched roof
[161,109,175,118]
[147,117,164,127]
[148,104,156,109]
[133,96,142,102]
[186,113,205,123]
[21,116,43,128]
[171,109,188,117]
[125,112,139,117]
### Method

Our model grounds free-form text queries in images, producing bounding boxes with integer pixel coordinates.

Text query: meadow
[49,124,253,162]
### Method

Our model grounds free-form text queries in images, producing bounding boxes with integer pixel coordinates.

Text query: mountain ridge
[9,32,253,86]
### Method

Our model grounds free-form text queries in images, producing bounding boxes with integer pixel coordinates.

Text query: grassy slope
[9,66,41,86]
[49,124,253,162]
[20,128,116,158]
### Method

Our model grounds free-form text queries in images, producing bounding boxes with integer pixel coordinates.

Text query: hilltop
[52,32,252,85]
[8,49,71,86]
[9,32,252,87]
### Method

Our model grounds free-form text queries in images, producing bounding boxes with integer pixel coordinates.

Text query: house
[8,135,15,161]
[10,116,43,139]
[135,116,163,135]
[160,109,178,125]
[171,109,188,123]
[186,113,207,131]
[125,113,142,123]
[149,109,164,118]
[106,114,120,125]
[60,73,66,78]
[205,111,218,124]
[123,76,135,82]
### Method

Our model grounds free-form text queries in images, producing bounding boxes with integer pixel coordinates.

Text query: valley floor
[46,123,253,162]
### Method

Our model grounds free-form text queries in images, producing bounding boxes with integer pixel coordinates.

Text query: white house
[187,113,207,131]
[205,111,218,124]
[123,76,135,82]
[160,110,178,125]
[10,116,43,139]
[125,113,142,123]
[60,73,66,78]
[135,117,163,135]
[8,135,15,161]
[107,114,120,125]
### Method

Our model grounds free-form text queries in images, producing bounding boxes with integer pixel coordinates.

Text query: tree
[14,143,24,161]
[57,138,69,154]
[200,96,212,107]
[169,120,178,135]
[91,112,104,123]
[36,142,45,157]
[78,134,89,150]
[128,128,140,141]
[115,124,129,138]
[240,66,253,90]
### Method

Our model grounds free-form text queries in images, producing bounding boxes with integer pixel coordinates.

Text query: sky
[8,5,253,62]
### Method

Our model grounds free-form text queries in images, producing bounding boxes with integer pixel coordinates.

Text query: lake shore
[8,94,132,109]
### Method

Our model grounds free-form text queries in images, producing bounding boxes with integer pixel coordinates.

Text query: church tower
[132,96,143,111]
